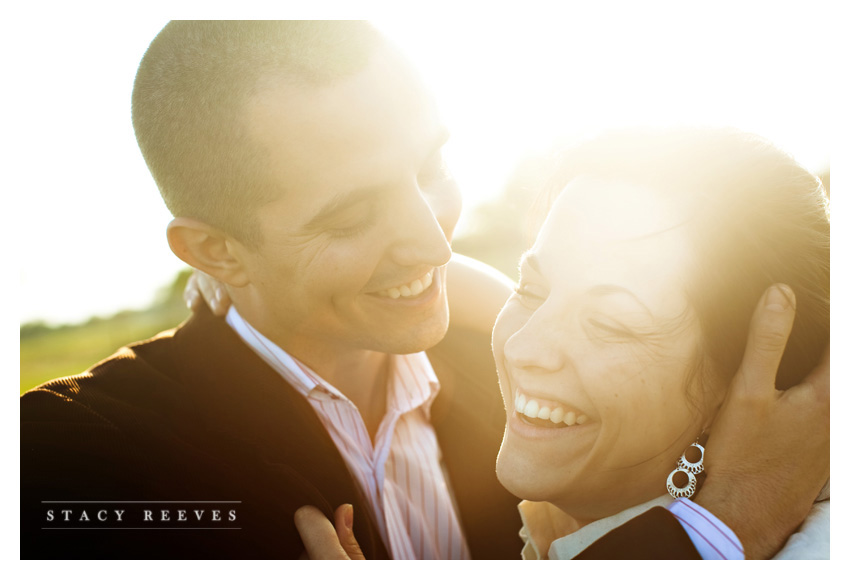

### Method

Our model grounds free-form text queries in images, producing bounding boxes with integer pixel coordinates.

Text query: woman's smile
[511,387,591,428]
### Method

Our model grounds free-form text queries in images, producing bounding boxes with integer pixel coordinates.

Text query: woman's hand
[294,504,365,560]
[696,284,829,559]
[184,270,232,316]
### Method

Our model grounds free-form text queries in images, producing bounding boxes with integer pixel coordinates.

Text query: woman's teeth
[376,271,434,299]
[515,393,587,427]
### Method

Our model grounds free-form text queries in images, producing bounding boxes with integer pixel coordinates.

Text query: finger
[294,505,350,559]
[333,504,365,560]
[212,287,229,316]
[193,270,218,311]
[800,343,830,404]
[185,290,199,311]
[194,270,231,316]
[184,273,200,310]
[734,284,796,397]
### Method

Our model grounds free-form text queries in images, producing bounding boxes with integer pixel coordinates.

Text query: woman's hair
[539,127,829,392]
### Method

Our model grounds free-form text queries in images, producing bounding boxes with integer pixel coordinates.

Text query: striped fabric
[226,307,470,559]
[668,498,744,559]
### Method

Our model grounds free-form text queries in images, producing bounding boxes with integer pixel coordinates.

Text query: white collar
[224,305,440,415]
[519,495,673,560]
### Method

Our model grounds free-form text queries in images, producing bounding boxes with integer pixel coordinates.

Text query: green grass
[20,270,193,396]
[20,307,190,395]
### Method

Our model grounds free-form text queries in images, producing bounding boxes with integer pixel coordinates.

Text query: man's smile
[373,269,435,299]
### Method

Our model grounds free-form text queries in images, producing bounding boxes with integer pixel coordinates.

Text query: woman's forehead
[532,176,696,308]
[546,176,690,242]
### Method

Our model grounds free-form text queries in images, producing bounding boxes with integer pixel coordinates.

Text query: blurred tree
[453,152,556,280]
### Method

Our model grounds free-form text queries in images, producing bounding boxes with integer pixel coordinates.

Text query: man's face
[232,49,461,367]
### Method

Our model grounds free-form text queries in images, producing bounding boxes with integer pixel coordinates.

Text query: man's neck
[288,343,391,443]
[230,304,392,440]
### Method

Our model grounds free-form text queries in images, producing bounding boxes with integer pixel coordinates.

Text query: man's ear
[167,218,250,287]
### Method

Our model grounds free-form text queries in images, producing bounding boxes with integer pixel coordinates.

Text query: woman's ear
[166,218,250,288]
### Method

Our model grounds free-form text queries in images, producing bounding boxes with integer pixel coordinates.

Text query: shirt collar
[518,495,673,560]
[225,306,440,413]
[224,306,325,398]
[388,351,441,419]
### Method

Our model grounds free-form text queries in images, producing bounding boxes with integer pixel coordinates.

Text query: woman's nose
[503,320,568,373]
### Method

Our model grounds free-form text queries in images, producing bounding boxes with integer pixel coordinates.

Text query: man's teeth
[376,271,434,299]
[515,393,587,427]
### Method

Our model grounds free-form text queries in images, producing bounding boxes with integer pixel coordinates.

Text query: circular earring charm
[677,442,705,474]
[667,468,697,499]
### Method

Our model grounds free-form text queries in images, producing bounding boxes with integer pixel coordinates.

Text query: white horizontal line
[41,501,242,504]
[42,527,242,530]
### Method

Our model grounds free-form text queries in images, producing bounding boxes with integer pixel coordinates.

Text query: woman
[492,127,829,559]
[188,127,830,558]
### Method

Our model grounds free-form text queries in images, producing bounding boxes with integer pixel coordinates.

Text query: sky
[11,2,843,326]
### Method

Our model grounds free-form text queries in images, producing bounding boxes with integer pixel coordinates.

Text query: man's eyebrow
[587,285,652,314]
[305,128,452,230]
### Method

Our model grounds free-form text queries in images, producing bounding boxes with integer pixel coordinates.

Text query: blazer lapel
[167,305,390,558]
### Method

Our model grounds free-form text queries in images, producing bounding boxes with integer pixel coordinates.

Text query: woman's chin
[496,422,596,504]
[496,443,663,523]
[496,446,572,504]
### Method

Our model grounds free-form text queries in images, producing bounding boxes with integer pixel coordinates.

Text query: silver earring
[666,438,705,499]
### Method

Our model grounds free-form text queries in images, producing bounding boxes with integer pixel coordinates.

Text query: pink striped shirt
[226,307,470,559]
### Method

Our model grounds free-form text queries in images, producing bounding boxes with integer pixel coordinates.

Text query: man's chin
[386,324,450,354]
[369,312,450,354]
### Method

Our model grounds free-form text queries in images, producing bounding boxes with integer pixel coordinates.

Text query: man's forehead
[304,127,451,225]
[244,49,443,195]
[247,48,433,134]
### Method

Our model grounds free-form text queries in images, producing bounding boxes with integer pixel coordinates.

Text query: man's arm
[189,269,829,559]
[692,284,829,558]
[579,284,829,559]
[445,253,513,331]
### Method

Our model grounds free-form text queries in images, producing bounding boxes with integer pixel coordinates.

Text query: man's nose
[388,180,461,267]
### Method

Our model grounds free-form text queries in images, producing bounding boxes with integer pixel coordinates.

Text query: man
[21,21,828,559]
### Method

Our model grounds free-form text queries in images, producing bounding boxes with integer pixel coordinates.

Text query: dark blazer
[20,305,699,559]
[20,305,522,559]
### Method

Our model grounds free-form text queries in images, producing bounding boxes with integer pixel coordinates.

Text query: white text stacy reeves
[45,508,238,523]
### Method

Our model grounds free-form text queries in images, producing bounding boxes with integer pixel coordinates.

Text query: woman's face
[494,176,722,523]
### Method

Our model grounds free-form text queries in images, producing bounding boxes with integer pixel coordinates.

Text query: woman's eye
[513,283,546,307]
[585,318,636,342]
